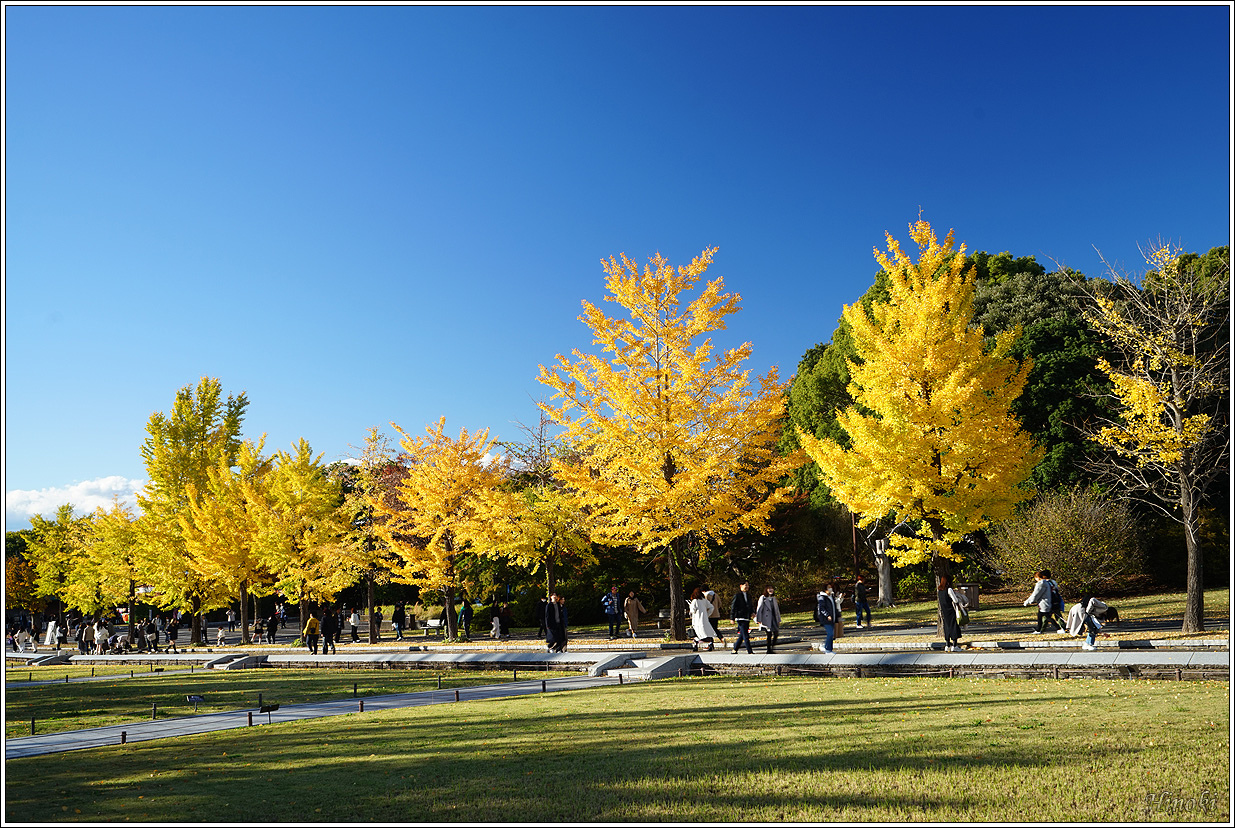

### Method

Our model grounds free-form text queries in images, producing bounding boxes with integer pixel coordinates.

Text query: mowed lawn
[4,675,1228,823]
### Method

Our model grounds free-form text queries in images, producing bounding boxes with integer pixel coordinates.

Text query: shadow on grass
[12,677,1223,822]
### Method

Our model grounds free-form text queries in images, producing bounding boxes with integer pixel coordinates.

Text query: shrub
[895,571,933,602]
[988,486,1144,597]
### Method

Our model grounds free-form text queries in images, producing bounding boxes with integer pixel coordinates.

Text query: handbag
[955,605,970,626]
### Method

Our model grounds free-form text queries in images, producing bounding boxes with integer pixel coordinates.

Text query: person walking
[302,612,320,655]
[689,587,716,651]
[320,607,338,654]
[165,617,180,653]
[939,573,968,652]
[459,601,474,639]
[817,583,839,654]
[730,581,755,654]
[1041,569,1068,633]
[349,608,361,643]
[602,586,623,639]
[705,590,726,644]
[623,590,648,638]
[854,575,873,629]
[535,597,548,637]
[545,593,568,653]
[372,606,384,641]
[1023,571,1057,634]
[392,603,406,641]
[755,586,781,654]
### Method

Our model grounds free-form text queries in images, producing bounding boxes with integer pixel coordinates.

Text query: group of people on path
[1023,569,1108,651]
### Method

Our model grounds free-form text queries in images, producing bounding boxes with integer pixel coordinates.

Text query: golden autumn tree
[85,499,147,638]
[472,414,594,597]
[1084,242,1229,632]
[137,378,247,644]
[373,418,503,640]
[539,248,803,640]
[251,438,351,622]
[180,439,274,644]
[798,220,1042,580]
[331,428,406,642]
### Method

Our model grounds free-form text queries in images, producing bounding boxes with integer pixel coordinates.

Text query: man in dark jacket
[545,593,568,653]
[321,606,338,654]
[729,581,755,654]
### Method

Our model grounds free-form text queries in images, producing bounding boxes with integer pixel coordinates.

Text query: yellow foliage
[1087,244,1223,470]
[797,220,1042,566]
[374,417,503,592]
[538,248,803,558]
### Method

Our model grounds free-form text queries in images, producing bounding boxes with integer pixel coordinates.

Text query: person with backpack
[1041,569,1068,633]
[1023,570,1061,634]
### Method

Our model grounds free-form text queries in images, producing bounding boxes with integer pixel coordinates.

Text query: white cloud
[6,476,146,529]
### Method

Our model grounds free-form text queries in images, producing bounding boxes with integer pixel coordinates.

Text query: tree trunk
[190,595,202,645]
[667,538,687,641]
[932,552,953,638]
[874,540,895,607]
[544,554,557,596]
[367,572,377,644]
[1181,478,1205,633]
[240,582,250,644]
[851,511,862,584]
[444,586,459,640]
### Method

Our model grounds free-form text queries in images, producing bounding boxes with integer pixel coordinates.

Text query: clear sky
[4,4,1231,531]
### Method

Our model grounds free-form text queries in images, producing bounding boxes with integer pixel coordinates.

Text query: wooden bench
[422,619,445,636]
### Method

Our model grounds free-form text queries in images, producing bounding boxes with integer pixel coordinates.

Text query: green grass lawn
[4,674,1228,823]
[4,667,578,739]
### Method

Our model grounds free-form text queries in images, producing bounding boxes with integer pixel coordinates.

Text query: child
[216,626,228,647]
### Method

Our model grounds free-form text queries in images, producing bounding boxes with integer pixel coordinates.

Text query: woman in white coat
[688,587,716,651]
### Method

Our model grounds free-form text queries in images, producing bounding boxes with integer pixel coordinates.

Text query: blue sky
[4,4,1231,530]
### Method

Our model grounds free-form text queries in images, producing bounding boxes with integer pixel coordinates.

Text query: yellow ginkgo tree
[372,417,503,640]
[797,220,1042,579]
[1084,241,1229,632]
[539,248,803,640]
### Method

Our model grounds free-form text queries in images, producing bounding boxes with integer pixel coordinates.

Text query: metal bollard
[121,731,127,744]
[359,699,364,712]
[454,689,460,702]
[31,718,35,735]
[619,674,623,685]
[437,676,442,690]
[354,682,357,696]
[151,704,157,720]
[541,680,546,693]
[248,711,253,726]
[66,675,69,683]
[513,669,517,681]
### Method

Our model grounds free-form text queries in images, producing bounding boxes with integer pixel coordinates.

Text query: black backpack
[1049,582,1064,614]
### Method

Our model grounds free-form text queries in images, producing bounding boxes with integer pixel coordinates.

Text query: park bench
[422,619,445,636]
